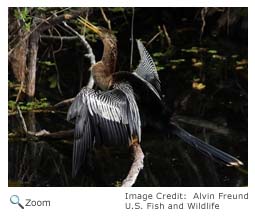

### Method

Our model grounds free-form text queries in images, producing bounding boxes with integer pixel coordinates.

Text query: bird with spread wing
[67,17,243,180]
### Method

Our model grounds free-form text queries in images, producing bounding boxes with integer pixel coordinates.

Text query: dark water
[8,111,247,187]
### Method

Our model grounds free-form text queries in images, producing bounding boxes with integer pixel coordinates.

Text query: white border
[1,1,253,220]
[6,0,253,7]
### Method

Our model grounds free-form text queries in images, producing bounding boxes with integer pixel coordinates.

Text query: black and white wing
[67,83,141,176]
[67,88,94,177]
[135,39,161,94]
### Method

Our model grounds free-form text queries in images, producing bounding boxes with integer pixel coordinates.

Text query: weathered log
[121,143,144,187]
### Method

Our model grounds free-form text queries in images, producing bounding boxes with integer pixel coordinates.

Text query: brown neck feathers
[101,38,117,75]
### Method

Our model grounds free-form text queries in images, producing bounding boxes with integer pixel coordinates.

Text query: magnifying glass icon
[10,195,24,209]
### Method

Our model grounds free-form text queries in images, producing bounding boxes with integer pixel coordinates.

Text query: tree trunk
[9,40,27,83]
[8,8,27,83]
[26,30,39,100]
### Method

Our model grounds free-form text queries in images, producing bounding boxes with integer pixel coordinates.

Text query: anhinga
[67,17,243,178]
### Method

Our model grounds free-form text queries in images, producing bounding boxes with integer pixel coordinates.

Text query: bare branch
[40,35,78,40]
[162,24,171,47]
[146,27,162,46]
[100,8,111,30]
[9,129,74,140]
[121,143,144,187]
[54,97,75,108]
[16,105,28,133]
[130,7,135,70]
[15,80,25,103]
[62,20,96,89]
[62,21,96,66]
[13,104,73,140]
[39,8,88,32]
[200,7,208,40]
[53,20,98,108]
[31,129,74,139]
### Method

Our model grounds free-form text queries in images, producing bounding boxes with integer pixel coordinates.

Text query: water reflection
[8,113,247,187]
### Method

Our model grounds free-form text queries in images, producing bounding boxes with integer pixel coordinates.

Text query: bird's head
[78,17,117,44]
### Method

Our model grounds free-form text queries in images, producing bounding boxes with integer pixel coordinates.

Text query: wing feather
[135,39,161,93]
[67,91,93,177]
[67,83,141,176]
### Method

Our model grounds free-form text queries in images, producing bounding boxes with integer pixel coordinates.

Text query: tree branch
[16,105,28,133]
[54,97,75,108]
[62,21,96,66]
[9,129,74,140]
[54,20,97,108]
[40,34,79,40]
[146,27,162,46]
[15,104,73,139]
[130,7,135,70]
[100,8,111,30]
[39,8,88,32]
[62,21,95,89]
[32,129,74,139]
[162,24,171,47]
[121,143,144,187]
[9,8,88,56]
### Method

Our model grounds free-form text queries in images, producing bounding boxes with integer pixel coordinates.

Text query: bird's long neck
[91,37,117,90]
[101,38,117,75]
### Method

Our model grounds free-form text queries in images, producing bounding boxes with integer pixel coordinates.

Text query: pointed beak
[78,16,102,35]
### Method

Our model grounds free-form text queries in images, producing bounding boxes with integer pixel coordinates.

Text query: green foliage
[8,100,16,110]
[14,7,32,31]
[108,8,125,13]
[207,49,218,54]
[8,80,15,88]
[152,52,165,71]
[82,33,98,43]
[8,98,50,111]
[38,61,58,89]
[231,54,239,59]
[113,180,122,187]
[170,59,186,64]
[154,61,165,71]
[212,54,226,60]
[153,52,164,57]
[38,61,56,67]
[38,61,56,72]
[48,74,57,89]
[181,47,199,53]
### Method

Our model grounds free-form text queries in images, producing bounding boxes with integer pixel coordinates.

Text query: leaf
[38,61,56,66]
[8,100,16,109]
[212,54,226,60]
[235,66,245,70]
[48,74,57,89]
[40,98,48,102]
[181,47,198,53]
[50,80,57,89]
[170,59,185,63]
[192,82,206,90]
[231,54,239,59]
[236,59,248,65]
[208,50,218,54]
[192,61,203,68]
[171,65,177,70]
[153,52,164,57]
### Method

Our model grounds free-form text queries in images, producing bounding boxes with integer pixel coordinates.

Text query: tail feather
[170,122,243,167]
